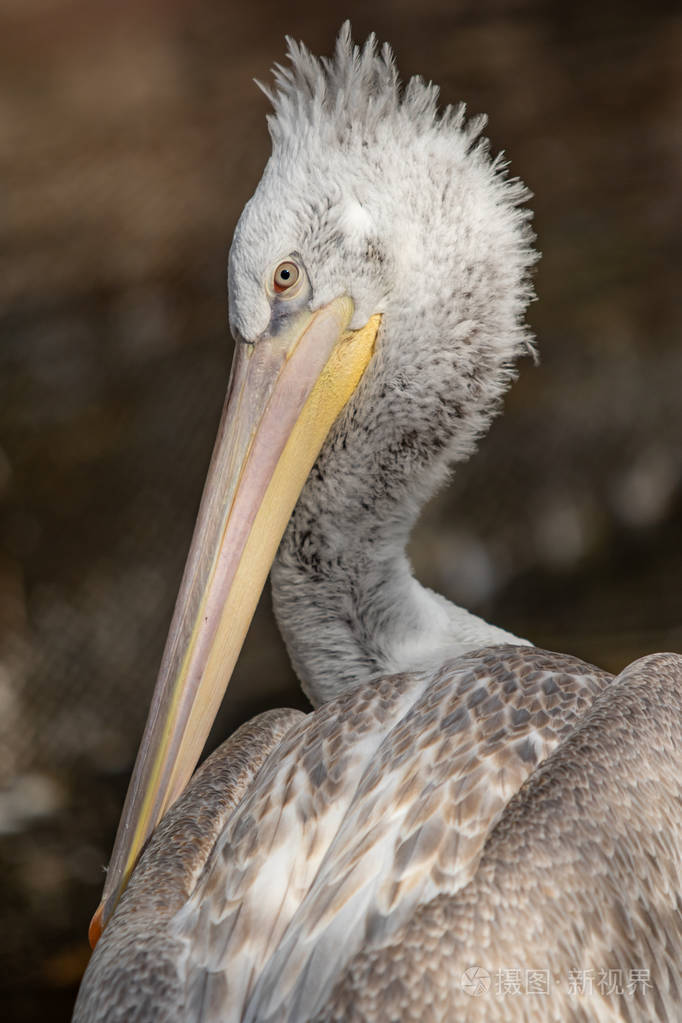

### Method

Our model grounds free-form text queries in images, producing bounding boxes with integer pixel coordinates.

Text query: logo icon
[461,966,491,996]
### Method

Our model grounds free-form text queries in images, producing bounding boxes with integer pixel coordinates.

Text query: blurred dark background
[1,0,680,1019]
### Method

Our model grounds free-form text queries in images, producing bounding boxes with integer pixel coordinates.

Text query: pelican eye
[273,260,300,294]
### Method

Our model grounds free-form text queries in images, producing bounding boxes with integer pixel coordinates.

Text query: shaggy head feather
[227,24,539,701]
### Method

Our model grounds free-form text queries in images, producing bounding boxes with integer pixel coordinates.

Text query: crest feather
[260,22,475,151]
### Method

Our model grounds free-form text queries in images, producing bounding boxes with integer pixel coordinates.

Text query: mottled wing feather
[72,707,305,1023]
[169,646,610,1022]
[80,645,673,1023]
[318,652,682,1023]
[242,647,609,1022]
[174,669,433,1020]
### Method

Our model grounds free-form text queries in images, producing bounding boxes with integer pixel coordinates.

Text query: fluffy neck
[272,532,526,708]
[272,306,530,708]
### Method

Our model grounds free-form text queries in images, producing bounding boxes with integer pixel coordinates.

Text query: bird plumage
[238,24,538,705]
[320,652,682,1023]
[75,648,682,1022]
[74,24,682,1023]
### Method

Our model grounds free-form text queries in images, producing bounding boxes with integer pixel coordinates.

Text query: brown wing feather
[319,652,682,1023]
[75,648,680,1023]
[91,645,606,1022]
[72,707,304,1023]
[241,647,609,1022]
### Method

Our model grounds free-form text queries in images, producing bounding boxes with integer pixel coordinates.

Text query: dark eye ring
[273,260,300,293]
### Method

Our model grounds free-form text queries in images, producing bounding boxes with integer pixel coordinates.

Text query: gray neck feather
[272,304,531,707]
[260,49,538,705]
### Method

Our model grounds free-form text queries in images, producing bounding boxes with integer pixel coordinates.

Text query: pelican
[74,25,682,1023]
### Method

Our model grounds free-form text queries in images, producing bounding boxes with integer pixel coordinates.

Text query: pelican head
[89,23,536,946]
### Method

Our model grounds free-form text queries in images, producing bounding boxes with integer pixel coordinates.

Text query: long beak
[89,297,380,947]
